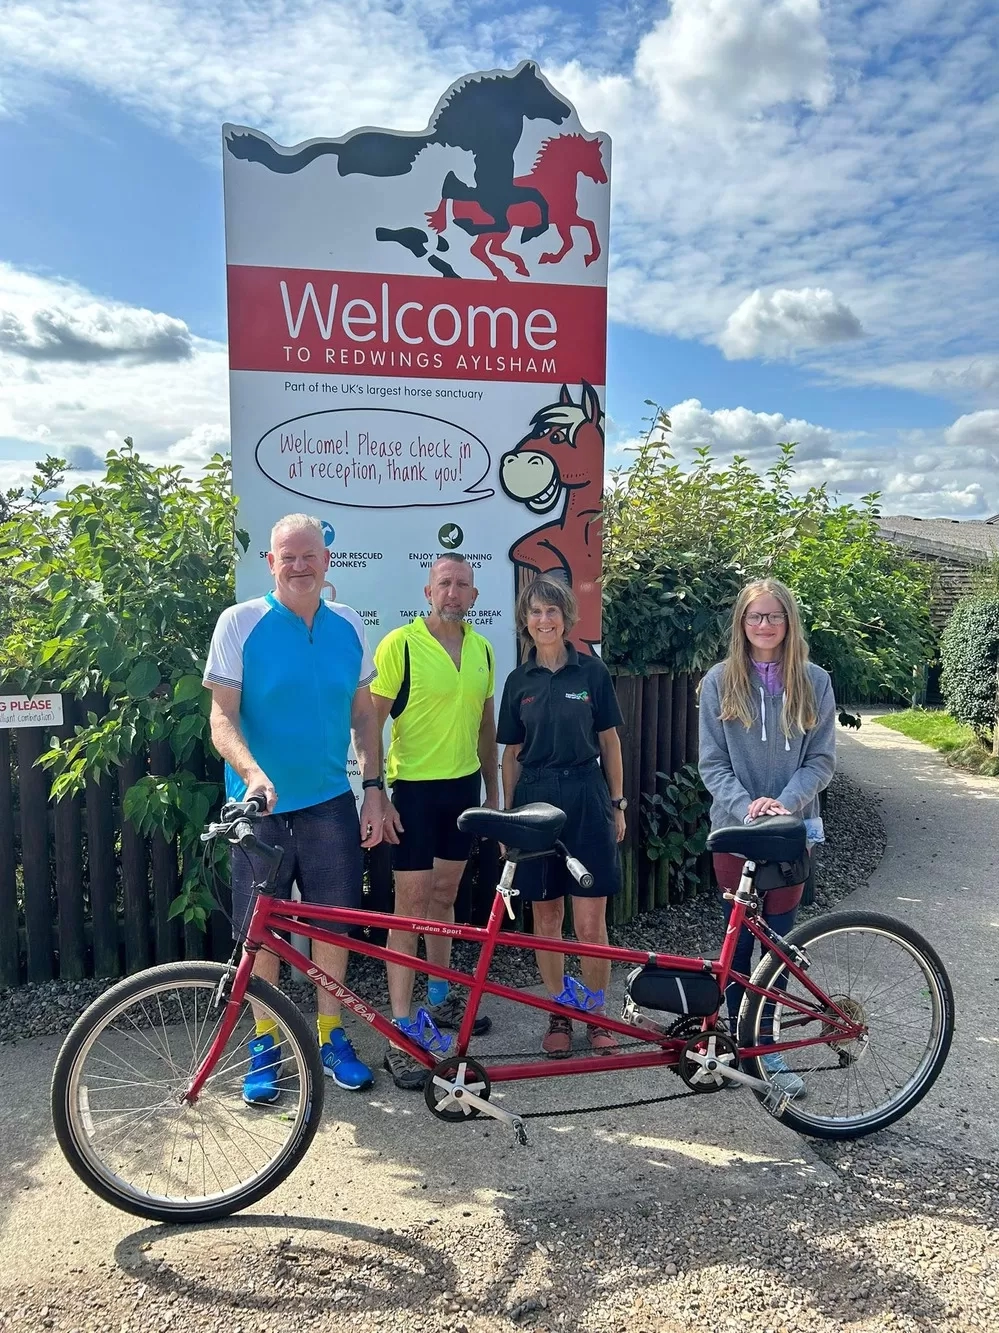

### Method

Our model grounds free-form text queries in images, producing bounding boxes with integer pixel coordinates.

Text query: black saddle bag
[753,855,809,893]
[626,964,721,1017]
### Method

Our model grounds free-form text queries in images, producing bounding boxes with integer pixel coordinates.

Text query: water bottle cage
[396,1007,453,1057]
[553,975,605,1013]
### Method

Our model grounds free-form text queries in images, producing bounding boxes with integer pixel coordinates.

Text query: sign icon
[321,521,336,547]
[438,523,463,549]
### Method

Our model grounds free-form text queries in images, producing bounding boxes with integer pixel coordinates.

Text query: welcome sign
[222,62,611,698]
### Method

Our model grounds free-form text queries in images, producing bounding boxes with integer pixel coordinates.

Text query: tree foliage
[602,423,934,701]
[0,441,247,925]
[940,595,999,749]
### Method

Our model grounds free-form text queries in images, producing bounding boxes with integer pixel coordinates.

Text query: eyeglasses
[744,612,787,626]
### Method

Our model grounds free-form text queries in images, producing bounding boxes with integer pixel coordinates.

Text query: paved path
[833,716,999,1161]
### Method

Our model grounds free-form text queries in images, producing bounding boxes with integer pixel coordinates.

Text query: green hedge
[940,595,999,746]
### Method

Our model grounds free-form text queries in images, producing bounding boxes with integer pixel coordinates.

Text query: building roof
[877,514,999,563]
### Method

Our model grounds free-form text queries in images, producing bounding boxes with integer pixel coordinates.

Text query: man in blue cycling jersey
[203,512,389,1103]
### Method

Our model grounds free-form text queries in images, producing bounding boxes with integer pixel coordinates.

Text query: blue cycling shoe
[243,1033,282,1105]
[320,1028,374,1090]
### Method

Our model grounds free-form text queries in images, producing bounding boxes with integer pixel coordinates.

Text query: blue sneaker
[243,1033,282,1105]
[762,1052,806,1099]
[320,1028,374,1090]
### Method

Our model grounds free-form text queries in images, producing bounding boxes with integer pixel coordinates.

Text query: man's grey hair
[270,513,324,551]
[429,552,474,581]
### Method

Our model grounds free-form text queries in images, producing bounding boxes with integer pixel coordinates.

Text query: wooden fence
[0,670,704,989]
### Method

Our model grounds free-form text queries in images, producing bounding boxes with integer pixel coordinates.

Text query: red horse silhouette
[500,382,605,653]
[426,134,607,281]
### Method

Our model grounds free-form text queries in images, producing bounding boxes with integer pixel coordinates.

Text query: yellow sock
[317,1014,343,1046]
[255,1018,279,1041]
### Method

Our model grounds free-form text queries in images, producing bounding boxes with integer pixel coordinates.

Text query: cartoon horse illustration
[501,382,605,654]
[426,134,607,280]
[226,62,569,243]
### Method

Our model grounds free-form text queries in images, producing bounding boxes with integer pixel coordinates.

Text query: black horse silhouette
[225,62,570,243]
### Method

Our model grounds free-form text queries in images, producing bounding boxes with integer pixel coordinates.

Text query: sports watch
[611,797,628,811]
[361,777,385,790]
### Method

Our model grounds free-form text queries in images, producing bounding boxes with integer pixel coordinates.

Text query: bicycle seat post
[722,859,759,907]
[497,857,520,920]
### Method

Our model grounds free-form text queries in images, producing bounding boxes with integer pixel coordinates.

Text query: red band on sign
[226,267,607,384]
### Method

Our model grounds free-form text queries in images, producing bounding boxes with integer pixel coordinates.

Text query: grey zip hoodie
[698,660,836,831]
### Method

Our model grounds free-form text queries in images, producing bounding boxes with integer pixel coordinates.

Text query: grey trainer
[428,989,492,1036]
[384,1043,429,1091]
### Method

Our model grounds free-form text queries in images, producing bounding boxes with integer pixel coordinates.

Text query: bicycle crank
[425,1056,529,1145]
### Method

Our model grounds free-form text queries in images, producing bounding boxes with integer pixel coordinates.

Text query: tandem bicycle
[51,799,954,1223]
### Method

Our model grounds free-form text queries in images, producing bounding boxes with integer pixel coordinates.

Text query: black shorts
[511,763,621,903]
[390,772,483,872]
[229,791,363,940]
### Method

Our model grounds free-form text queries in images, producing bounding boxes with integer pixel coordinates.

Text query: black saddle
[457,802,565,853]
[706,814,806,863]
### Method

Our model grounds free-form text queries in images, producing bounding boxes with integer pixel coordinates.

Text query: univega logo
[306,967,378,1022]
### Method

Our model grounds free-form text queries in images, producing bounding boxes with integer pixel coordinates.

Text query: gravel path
[0,772,884,1040]
[1,1134,996,1333]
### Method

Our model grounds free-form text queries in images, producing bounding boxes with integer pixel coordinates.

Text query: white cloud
[610,399,999,517]
[0,264,228,469]
[838,354,999,403]
[719,287,863,360]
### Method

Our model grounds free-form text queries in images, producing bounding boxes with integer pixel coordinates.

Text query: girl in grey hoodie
[698,578,836,1097]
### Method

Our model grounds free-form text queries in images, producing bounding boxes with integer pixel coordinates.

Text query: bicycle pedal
[514,1121,529,1147]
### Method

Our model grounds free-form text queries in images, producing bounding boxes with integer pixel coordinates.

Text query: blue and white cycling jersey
[203,593,376,814]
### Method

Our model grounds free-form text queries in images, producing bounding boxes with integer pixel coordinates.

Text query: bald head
[426,554,477,623]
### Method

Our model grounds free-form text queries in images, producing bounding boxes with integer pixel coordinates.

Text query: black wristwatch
[361,777,385,791]
[611,797,627,811]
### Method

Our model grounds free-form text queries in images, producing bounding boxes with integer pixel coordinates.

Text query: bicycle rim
[63,976,314,1216]
[743,918,951,1135]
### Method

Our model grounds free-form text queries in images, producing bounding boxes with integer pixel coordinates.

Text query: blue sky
[1,0,997,514]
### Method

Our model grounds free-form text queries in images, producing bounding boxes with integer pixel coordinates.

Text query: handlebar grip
[566,856,594,890]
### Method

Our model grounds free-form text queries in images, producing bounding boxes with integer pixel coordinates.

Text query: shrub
[940,595,999,750]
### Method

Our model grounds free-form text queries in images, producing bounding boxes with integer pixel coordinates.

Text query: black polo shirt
[496,643,623,768]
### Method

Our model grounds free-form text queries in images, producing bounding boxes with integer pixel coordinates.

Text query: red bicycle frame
[185,863,863,1104]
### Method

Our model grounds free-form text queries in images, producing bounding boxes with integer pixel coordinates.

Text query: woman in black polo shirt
[497,577,626,1056]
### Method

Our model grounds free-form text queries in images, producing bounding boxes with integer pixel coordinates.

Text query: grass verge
[872,709,999,775]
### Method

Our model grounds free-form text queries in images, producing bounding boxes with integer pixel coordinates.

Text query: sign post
[222,61,611,697]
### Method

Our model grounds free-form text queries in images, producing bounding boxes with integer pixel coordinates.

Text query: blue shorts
[229,791,363,940]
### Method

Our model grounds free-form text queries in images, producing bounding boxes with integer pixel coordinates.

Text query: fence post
[148,739,181,963]
[53,696,85,981]
[118,754,151,972]
[18,726,53,983]
[0,731,19,986]
[638,673,659,914]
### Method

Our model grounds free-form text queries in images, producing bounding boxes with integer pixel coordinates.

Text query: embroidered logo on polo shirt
[564,691,590,701]
[521,695,537,706]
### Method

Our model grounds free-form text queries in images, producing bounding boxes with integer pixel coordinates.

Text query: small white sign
[0,694,64,729]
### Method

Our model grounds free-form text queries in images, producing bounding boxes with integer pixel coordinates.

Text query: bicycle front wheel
[739,910,954,1140]
[51,962,324,1223]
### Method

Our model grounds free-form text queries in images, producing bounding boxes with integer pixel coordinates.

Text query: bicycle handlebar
[565,856,595,890]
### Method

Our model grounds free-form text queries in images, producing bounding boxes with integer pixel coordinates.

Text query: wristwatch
[611,797,628,811]
[361,777,385,790]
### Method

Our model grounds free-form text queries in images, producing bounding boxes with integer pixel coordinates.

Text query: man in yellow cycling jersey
[371,553,499,1089]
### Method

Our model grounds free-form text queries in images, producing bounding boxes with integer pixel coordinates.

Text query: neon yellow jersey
[371,618,495,783]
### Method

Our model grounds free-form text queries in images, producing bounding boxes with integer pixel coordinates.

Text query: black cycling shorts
[229,791,363,940]
[390,772,483,871]
[511,762,621,903]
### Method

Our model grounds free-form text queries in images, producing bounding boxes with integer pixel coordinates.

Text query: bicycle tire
[738,910,953,1140]
[51,961,324,1223]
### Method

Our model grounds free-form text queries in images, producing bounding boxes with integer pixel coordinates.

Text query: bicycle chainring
[425,1055,491,1122]
[678,1030,740,1093]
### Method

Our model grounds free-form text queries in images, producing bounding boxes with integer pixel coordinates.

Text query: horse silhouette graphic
[426,134,608,280]
[226,62,570,243]
[501,383,605,654]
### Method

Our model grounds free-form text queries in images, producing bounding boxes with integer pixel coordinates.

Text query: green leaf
[173,673,205,703]
[125,659,161,698]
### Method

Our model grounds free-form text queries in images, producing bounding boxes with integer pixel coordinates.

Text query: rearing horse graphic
[501,383,605,654]
[226,62,570,243]
[426,134,608,280]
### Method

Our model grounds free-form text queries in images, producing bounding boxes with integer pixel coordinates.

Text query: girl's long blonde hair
[719,579,818,736]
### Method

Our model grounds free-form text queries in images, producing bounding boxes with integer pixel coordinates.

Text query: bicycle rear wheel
[51,961,324,1223]
[739,910,953,1140]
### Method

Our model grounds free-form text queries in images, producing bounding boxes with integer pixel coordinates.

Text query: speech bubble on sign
[255,408,494,510]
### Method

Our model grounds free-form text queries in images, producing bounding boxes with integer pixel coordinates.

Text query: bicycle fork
[182,953,256,1105]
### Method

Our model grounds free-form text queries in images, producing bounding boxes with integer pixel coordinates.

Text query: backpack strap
[390,641,411,719]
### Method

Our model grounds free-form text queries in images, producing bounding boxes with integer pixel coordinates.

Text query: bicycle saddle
[457,802,566,852]
[706,814,806,863]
